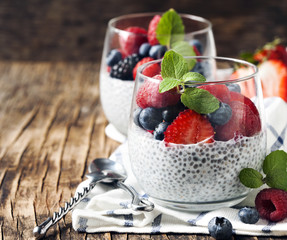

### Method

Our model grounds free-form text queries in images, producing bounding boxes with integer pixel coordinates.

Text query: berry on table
[255,188,287,222]
[106,49,122,67]
[110,54,141,80]
[164,109,214,144]
[208,217,233,240]
[147,15,161,46]
[149,45,167,59]
[138,107,163,131]
[139,43,152,57]
[207,102,232,126]
[136,74,180,109]
[119,26,148,56]
[154,121,170,140]
[238,207,260,224]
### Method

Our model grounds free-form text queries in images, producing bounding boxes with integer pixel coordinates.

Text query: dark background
[0,0,286,62]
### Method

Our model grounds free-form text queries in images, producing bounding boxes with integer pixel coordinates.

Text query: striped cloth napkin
[72,97,287,236]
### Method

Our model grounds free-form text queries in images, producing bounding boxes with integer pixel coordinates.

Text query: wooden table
[0,61,286,240]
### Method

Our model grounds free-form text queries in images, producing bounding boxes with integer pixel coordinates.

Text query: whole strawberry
[136,74,180,109]
[255,188,287,222]
[147,15,161,46]
[119,26,148,56]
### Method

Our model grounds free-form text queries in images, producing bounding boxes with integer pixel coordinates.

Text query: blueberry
[133,107,143,127]
[238,207,260,224]
[139,43,151,57]
[149,45,167,59]
[226,83,241,93]
[189,39,203,55]
[191,61,210,78]
[207,102,232,126]
[106,49,122,67]
[154,122,170,140]
[208,217,233,240]
[138,107,163,130]
[162,104,184,122]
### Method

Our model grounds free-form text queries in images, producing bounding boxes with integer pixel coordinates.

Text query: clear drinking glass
[128,56,266,211]
[100,12,216,137]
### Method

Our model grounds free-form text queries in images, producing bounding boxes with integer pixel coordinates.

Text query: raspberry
[110,54,141,80]
[255,188,287,222]
[164,109,214,144]
[147,15,161,46]
[119,27,148,56]
[136,74,180,108]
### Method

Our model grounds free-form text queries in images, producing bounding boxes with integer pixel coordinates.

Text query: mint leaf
[159,77,180,93]
[181,88,220,114]
[156,9,185,47]
[265,169,287,191]
[171,41,196,70]
[239,168,264,188]
[161,50,188,80]
[263,150,287,174]
[182,72,206,83]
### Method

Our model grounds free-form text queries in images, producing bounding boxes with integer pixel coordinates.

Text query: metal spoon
[33,158,154,239]
[86,158,154,212]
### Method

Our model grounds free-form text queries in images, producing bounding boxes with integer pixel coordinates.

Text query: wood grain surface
[0,62,286,240]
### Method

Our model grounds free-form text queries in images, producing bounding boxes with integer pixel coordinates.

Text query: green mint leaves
[156,9,185,47]
[159,50,220,114]
[239,150,287,191]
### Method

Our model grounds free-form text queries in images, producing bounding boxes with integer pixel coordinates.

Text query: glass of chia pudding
[100,9,216,137]
[128,51,266,211]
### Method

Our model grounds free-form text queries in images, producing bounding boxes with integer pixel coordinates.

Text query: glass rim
[108,12,212,37]
[137,56,259,85]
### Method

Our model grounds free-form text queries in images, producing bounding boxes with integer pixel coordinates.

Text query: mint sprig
[239,150,287,191]
[156,9,185,48]
[159,50,220,114]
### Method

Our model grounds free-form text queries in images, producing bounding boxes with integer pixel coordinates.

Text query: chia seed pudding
[128,125,266,209]
[100,72,134,135]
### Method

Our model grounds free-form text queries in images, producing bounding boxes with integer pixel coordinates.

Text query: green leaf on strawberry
[156,9,185,47]
[182,72,206,83]
[181,88,220,114]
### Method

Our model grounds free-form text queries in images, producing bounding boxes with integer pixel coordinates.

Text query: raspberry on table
[255,188,287,222]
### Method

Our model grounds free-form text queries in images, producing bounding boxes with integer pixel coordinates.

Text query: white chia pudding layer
[128,125,266,203]
[100,72,134,135]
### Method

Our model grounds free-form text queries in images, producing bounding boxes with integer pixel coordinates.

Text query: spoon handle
[116,181,154,212]
[33,183,96,239]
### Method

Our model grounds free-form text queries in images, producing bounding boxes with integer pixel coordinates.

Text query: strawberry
[255,188,287,222]
[119,26,148,56]
[259,59,287,102]
[164,109,214,144]
[229,91,260,117]
[147,15,161,46]
[230,67,256,99]
[215,100,261,141]
[193,45,201,56]
[133,57,161,80]
[198,84,231,103]
[136,74,180,109]
[253,39,287,65]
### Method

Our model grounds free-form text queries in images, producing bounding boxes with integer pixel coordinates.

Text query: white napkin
[72,97,287,236]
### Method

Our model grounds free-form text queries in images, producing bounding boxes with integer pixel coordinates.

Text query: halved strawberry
[147,15,161,46]
[133,57,161,80]
[119,26,148,56]
[215,100,261,141]
[230,67,256,99]
[136,74,180,109]
[164,109,214,144]
[198,84,231,103]
[259,59,287,102]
